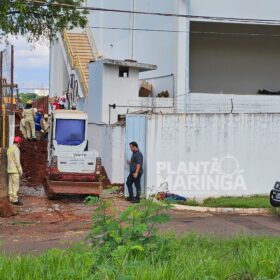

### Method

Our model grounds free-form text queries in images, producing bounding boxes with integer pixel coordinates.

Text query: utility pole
[11,45,14,110]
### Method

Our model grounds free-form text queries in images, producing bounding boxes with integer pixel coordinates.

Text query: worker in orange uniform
[7,136,23,205]
[22,99,36,141]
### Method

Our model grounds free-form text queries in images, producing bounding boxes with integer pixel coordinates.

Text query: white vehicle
[45,109,107,198]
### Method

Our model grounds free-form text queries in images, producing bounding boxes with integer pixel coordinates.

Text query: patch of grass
[202,195,270,208]
[175,195,271,208]
[1,234,280,279]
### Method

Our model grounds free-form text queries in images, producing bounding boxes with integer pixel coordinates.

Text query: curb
[171,204,270,215]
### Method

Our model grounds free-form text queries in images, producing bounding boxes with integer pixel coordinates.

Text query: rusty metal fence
[33,96,49,114]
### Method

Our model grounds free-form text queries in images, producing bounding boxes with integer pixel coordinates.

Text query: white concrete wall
[87,61,104,123]
[103,65,139,124]
[188,93,280,113]
[51,0,280,112]
[88,60,143,124]
[49,40,69,97]
[87,0,188,112]
[88,123,125,184]
[145,113,280,198]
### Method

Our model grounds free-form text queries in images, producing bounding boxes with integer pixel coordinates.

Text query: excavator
[44,109,107,198]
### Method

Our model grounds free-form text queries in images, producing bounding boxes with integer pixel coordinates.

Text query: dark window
[55,119,85,145]
[119,66,129,77]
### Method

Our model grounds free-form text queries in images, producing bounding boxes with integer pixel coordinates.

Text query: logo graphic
[154,155,247,194]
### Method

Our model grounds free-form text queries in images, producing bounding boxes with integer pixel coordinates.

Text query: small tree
[86,190,171,278]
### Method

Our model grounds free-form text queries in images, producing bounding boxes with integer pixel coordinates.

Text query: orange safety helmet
[14,136,23,144]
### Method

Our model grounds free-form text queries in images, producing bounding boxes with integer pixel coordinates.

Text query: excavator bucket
[44,177,101,198]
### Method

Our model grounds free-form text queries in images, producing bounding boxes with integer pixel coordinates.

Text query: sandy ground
[1,191,280,255]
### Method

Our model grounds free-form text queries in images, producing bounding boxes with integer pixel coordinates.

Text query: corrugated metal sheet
[125,115,147,197]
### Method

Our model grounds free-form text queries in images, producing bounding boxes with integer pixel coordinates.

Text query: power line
[90,26,186,33]
[23,0,280,25]
[89,26,280,37]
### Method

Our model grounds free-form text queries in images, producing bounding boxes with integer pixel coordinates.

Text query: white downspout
[129,0,135,59]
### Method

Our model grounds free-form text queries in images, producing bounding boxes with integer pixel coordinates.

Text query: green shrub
[85,190,171,279]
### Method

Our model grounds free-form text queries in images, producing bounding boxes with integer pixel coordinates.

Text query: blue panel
[125,115,146,197]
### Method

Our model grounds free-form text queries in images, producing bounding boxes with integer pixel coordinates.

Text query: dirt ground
[1,191,280,255]
[20,140,48,187]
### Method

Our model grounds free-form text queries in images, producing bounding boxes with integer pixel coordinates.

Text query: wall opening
[119,66,129,77]
[190,22,280,95]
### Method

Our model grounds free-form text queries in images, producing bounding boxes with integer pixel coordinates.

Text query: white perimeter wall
[88,123,125,184]
[88,113,280,199]
[145,113,280,198]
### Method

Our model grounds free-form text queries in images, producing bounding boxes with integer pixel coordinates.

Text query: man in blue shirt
[126,141,143,203]
[35,108,43,139]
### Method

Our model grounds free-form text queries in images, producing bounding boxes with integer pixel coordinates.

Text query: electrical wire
[89,26,280,38]
[22,0,280,25]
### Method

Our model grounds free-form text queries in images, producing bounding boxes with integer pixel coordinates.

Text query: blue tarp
[35,113,42,131]
[55,119,85,145]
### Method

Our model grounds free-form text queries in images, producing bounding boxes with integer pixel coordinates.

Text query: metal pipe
[172,73,175,108]
[11,45,14,111]
[109,105,111,125]
[114,104,174,109]
[139,73,174,81]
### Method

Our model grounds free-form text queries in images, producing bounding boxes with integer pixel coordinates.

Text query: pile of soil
[0,199,16,217]
[15,111,48,187]
[20,140,48,187]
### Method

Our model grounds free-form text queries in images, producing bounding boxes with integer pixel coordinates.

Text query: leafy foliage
[86,189,171,278]
[0,0,88,42]
[19,92,38,105]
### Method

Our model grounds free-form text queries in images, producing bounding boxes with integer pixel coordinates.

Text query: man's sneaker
[125,197,134,201]
[131,199,140,204]
[12,201,23,206]
[32,138,38,142]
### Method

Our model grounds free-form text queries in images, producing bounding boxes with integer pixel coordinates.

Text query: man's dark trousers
[126,173,142,199]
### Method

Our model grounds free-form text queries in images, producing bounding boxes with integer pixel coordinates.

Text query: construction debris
[139,81,152,97]
[157,90,169,98]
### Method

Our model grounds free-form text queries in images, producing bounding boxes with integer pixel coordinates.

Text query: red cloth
[53,101,59,110]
